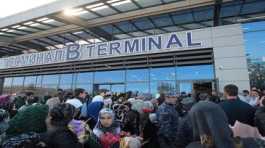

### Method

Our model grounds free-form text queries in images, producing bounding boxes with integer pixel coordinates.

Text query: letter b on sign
[67,45,81,61]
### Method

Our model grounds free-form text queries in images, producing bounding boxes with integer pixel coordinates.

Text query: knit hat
[6,104,49,137]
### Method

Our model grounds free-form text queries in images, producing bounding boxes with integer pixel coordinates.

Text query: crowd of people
[0,84,265,148]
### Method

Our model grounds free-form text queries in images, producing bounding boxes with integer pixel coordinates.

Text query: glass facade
[2,64,214,96]
[243,21,265,88]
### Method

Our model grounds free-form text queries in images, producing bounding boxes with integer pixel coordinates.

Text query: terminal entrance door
[93,83,125,95]
[178,80,214,95]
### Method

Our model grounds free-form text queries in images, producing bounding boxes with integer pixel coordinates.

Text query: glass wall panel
[176,65,214,80]
[24,76,37,92]
[150,81,176,95]
[126,82,149,93]
[42,75,59,85]
[112,84,125,94]
[95,70,125,83]
[3,78,13,94]
[41,84,58,96]
[12,77,24,93]
[179,82,193,94]
[60,74,73,84]
[150,67,175,81]
[76,72,93,84]
[59,84,73,91]
[243,21,265,88]
[24,76,37,87]
[36,76,42,87]
[3,78,12,87]
[126,69,148,82]
[76,84,92,94]
[12,77,24,86]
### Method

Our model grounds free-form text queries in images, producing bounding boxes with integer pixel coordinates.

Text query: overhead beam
[50,14,117,41]
[0,36,13,46]
[14,0,233,43]
[19,41,47,51]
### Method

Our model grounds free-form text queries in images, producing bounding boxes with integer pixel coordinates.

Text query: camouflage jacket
[156,102,179,141]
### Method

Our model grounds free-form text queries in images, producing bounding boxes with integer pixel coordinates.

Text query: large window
[95,70,125,83]
[24,76,37,87]
[126,82,149,94]
[75,72,94,94]
[12,77,24,93]
[176,65,214,80]
[2,65,216,95]
[42,75,59,85]
[76,72,93,84]
[150,67,175,81]
[3,78,13,94]
[59,74,73,90]
[243,21,265,88]
[127,69,148,82]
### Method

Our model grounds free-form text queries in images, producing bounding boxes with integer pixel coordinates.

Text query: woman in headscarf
[187,101,265,148]
[93,108,120,148]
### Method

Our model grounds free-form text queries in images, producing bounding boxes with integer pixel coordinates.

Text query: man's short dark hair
[224,84,238,96]
[243,90,249,94]
[74,88,85,97]
[98,89,108,95]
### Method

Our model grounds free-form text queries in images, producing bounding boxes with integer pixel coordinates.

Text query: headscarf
[93,108,120,138]
[80,101,104,122]
[0,95,11,109]
[189,101,235,148]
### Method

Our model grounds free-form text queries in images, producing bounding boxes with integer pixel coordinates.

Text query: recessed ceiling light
[1,28,9,31]
[24,21,34,25]
[63,8,87,16]
[111,0,131,6]
[86,3,104,9]
[42,19,55,23]
[36,17,49,22]
[91,5,108,11]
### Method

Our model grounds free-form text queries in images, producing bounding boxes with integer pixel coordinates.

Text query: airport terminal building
[0,0,264,96]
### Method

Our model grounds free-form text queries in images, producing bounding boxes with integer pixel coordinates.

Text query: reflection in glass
[42,75,59,85]
[60,74,73,85]
[150,81,176,95]
[12,77,25,94]
[42,84,58,96]
[59,84,72,91]
[3,78,12,87]
[76,72,93,84]
[127,69,148,82]
[76,84,92,94]
[176,65,214,80]
[111,85,125,94]
[3,78,13,94]
[150,67,175,81]
[95,70,125,83]
[12,77,24,86]
[24,76,37,86]
[243,21,265,88]
[126,83,149,93]
[36,76,42,87]
[179,82,192,94]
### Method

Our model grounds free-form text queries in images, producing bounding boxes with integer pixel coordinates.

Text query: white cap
[66,98,83,109]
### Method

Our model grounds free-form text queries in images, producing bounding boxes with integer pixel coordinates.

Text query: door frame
[176,79,216,94]
[93,82,125,95]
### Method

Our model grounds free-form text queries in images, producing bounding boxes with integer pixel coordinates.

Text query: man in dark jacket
[219,84,256,126]
[156,93,179,148]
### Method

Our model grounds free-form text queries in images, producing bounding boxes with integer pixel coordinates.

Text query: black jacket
[219,98,256,126]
